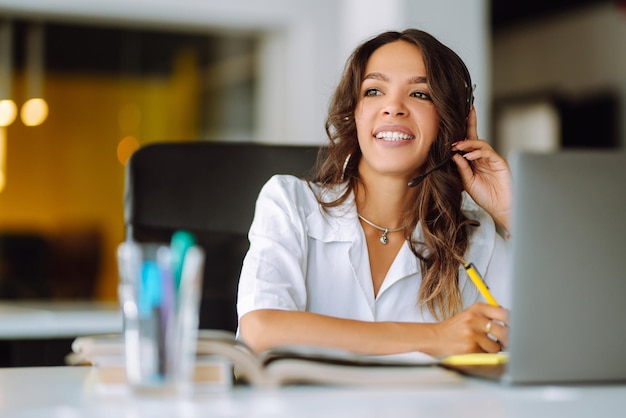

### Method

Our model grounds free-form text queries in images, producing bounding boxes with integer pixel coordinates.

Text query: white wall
[0,0,490,144]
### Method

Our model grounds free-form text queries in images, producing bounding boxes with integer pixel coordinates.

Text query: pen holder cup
[117,241,205,395]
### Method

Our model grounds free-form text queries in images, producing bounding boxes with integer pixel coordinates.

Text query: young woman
[237,29,511,358]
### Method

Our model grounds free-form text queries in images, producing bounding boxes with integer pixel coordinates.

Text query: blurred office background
[0,0,622,302]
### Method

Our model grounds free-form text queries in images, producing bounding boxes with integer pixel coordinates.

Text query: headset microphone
[407,151,465,187]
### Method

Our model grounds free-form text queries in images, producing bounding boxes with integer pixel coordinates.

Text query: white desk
[0,366,625,418]
[0,301,122,339]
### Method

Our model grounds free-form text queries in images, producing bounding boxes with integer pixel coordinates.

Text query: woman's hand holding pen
[428,303,509,358]
[452,107,512,232]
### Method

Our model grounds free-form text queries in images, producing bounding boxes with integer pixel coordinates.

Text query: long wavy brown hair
[311,29,478,320]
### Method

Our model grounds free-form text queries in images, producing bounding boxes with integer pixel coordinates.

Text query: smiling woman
[237,29,512,359]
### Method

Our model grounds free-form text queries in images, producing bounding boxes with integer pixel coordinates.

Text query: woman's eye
[364,88,382,97]
[411,91,432,100]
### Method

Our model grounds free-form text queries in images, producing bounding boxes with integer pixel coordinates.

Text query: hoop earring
[340,153,352,182]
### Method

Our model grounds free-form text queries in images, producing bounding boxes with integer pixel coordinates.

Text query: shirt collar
[305,186,495,279]
[305,183,360,243]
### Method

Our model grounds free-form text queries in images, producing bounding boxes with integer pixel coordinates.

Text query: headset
[407,66,475,188]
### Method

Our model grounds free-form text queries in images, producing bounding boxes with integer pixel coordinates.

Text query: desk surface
[0,301,122,339]
[0,366,625,418]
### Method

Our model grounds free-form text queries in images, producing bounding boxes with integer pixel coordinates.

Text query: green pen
[170,230,196,292]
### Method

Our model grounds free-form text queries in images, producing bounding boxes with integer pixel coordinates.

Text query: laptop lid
[503,150,626,385]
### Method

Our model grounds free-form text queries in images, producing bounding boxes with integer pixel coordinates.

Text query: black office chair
[124,141,321,332]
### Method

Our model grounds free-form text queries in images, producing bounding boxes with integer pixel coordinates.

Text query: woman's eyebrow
[363,72,428,84]
[409,76,428,84]
[363,72,388,82]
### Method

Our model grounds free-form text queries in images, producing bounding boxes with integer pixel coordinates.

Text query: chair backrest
[124,141,321,331]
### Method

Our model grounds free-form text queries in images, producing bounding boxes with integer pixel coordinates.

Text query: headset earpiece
[466,83,476,116]
[462,61,475,117]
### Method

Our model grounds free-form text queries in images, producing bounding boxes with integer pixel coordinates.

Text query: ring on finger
[484,320,493,334]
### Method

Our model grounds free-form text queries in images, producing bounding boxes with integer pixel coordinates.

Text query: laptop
[450,150,626,385]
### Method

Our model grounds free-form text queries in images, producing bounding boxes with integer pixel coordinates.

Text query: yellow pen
[464,262,499,306]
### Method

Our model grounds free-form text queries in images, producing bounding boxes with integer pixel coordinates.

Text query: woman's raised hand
[452,107,512,231]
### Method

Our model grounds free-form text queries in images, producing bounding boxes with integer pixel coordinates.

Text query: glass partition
[0,20,257,300]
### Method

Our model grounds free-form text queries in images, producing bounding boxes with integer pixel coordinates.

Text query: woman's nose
[382,94,408,117]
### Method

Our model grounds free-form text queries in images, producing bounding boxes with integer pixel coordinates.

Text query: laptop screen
[504,150,626,384]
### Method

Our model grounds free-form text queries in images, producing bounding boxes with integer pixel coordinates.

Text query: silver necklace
[357,214,404,245]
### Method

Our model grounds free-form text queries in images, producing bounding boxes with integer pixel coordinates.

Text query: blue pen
[139,260,162,318]
[140,258,164,379]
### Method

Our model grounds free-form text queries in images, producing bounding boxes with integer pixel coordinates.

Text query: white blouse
[237,175,510,324]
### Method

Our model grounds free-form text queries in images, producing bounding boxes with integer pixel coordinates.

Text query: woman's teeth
[375,131,414,141]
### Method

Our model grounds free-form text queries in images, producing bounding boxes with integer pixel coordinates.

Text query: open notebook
[447,150,626,385]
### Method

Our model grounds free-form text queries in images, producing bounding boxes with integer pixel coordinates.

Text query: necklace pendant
[380,228,389,245]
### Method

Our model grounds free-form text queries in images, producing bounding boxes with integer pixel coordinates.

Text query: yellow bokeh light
[0,99,18,127]
[117,135,140,166]
[20,98,49,126]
